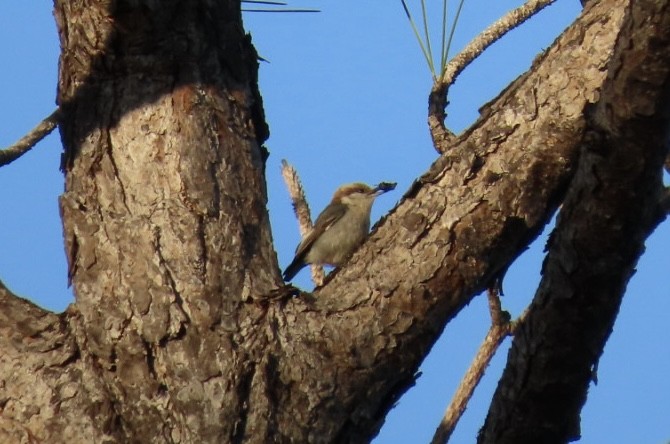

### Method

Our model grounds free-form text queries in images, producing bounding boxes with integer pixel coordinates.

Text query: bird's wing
[293,202,348,260]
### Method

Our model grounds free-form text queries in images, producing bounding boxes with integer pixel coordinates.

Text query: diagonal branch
[431,289,528,444]
[0,108,61,167]
[440,0,557,88]
[283,0,634,439]
[479,1,670,440]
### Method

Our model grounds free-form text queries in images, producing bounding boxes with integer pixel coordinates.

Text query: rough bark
[479,1,670,442]
[5,0,276,442]
[0,0,667,443]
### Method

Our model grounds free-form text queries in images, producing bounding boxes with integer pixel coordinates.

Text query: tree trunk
[0,0,667,443]
[479,1,670,442]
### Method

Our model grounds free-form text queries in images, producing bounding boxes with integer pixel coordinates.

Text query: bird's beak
[373,181,397,195]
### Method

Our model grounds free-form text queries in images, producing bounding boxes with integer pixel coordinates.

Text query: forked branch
[429,0,557,153]
[431,288,528,444]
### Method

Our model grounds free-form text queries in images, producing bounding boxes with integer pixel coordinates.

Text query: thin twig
[0,108,61,168]
[431,288,527,444]
[429,0,556,154]
[280,160,325,285]
[509,306,529,333]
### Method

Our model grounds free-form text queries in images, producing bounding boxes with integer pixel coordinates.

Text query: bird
[283,181,396,281]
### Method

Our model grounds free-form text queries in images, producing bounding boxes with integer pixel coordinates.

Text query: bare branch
[441,0,556,87]
[431,288,524,444]
[486,286,507,326]
[429,0,556,154]
[479,0,670,438]
[509,306,530,334]
[0,108,61,167]
[280,159,325,285]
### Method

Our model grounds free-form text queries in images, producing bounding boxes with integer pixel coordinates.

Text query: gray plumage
[283,182,395,281]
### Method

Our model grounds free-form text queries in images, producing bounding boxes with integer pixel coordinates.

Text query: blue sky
[1,1,668,443]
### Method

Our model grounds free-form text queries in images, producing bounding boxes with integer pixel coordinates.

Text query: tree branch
[0,282,108,441]
[429,0,557,153]
[479,0,670,440]
[431,288,527,444]
[0,108,61,167]
[280,159,325,285]
[276,2,633,440]
[10,0,661,441]
[441,0,557,88]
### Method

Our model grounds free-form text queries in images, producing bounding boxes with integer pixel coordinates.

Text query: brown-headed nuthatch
[283,181,396,281]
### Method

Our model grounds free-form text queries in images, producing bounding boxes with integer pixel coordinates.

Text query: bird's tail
[282,258,306,281]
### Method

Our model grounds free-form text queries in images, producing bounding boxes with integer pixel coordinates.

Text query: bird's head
[331,182,396,207]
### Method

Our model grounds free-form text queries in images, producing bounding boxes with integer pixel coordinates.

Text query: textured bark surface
[0,0,667,443]
[479,1,670,442]
[54,0,277,442]
[4,1,276,442]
